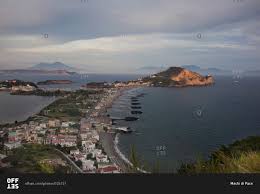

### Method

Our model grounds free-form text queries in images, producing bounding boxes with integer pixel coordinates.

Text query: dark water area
[0,92,55,124]
[108,76,260,172]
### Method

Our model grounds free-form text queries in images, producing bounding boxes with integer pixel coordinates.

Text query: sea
[0,92,55,124]
[107,76,260,172]
[1,73,260,172]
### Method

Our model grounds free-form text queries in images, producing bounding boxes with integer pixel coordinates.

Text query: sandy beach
[99,131,130,172]
[98,86,149,173]
[97,87,139,173]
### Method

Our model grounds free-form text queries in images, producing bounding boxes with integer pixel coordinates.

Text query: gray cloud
[0,0,259,73]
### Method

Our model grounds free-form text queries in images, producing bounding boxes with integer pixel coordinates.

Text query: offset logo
[7,178,19,190]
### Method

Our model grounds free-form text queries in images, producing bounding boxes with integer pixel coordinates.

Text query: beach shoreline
[0,85,143,173]
[98,86,149,173]
[97,87,134,172]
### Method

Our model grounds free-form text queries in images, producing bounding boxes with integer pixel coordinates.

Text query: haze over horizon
[0,0,259,74]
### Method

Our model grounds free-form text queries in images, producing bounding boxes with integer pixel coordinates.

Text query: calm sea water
[0,92,55,124]
[108,76,260,172]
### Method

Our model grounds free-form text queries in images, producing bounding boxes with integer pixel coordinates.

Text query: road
[54,148,83,173]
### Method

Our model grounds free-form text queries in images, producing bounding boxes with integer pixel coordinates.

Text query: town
[0,79,149,173]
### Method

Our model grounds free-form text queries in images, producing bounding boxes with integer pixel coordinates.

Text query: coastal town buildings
[0,86,127,173]
[4,141,22,150]
[11,85,36,92]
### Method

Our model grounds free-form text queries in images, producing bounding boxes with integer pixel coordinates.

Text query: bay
[108,76,260,172]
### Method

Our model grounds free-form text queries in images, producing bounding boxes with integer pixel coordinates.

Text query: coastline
[99,86,148,173]
[99,131,130,172]
[0,86,145,173]
[97,87,133,172]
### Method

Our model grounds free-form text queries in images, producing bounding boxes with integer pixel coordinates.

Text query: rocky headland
[142,67,214,87]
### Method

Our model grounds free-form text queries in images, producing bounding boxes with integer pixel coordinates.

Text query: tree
[87,153,93,160]
[129,145,140,172]
[75,160,82,168]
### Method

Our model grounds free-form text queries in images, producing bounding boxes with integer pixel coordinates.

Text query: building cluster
[11,84,36,92]
[1,120,78,150]
[81,80,149,89]
[0,87,125,173]
[1,110,120,173]
[0,80,37,92]
[69,118,120,173]
[113,79,149,88]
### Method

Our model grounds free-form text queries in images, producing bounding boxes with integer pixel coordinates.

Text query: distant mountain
[0,69,75,76]
[181,65,231,76]
[29,62,77,72]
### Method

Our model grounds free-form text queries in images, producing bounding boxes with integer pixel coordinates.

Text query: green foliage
[38,162,55,173]
[4,144,70,173]
[87,153,93,160]
[129,145,138,167]
[75,160,82,168]
[178,136,260,174]
[38,89,104,121]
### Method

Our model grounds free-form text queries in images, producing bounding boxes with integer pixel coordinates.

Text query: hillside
[143,67,214,87]
[178,136,260,174]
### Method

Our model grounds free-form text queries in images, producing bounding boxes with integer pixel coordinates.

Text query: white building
[96,154,109,163]
[82,159,96,171]
[70,149,80,156]
[4,142,22,150]
[82,140,95,152]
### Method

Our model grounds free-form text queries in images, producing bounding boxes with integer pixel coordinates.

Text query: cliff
[143,67,214,87]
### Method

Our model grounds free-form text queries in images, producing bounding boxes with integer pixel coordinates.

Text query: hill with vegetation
[178,136,260,174]
[142,67,214,87]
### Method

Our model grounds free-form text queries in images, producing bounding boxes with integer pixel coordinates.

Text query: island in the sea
[37,80,73,85]
[142,67,214,87]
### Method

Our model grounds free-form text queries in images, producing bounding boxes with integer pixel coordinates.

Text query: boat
[131,102,140,105]
[114,126,132,133]
[131,106,142,109]
[131,111,143,114]
[125,116,139,121]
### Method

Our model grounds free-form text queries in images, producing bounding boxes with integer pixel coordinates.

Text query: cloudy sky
[0,0,259,73]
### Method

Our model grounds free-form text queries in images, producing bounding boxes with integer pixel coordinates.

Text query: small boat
[114,126,132,133]
[131,111,143,114]
[125,116,139,121]
[131,106,142,109]
[131,103,140,105]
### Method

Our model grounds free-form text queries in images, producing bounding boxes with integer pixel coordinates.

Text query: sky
[0,0,259,74]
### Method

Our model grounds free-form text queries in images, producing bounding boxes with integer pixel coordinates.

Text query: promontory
[142,67,214,87]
